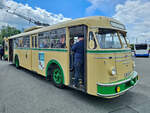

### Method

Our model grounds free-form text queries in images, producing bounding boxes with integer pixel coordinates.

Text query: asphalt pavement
[0,57,150,113]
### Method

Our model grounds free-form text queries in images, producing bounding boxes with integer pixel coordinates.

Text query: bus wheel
[15,57,19,68]
[52,66,64,88]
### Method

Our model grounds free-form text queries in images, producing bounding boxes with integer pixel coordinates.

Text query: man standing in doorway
[72,34,84,88]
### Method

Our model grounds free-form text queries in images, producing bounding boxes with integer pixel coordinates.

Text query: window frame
[88,31,97,49]
[96,29,122,49]
[38,28,66,49]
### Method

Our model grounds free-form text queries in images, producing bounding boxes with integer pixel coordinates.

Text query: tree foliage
[130,44,134,50]
[0,26,21,44]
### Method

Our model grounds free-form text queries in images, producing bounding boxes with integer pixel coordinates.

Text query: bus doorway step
[69,82,86,92]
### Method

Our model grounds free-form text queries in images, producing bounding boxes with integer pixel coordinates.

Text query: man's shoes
[79,84,84,89]
[73,84,76,88]
[73,84,78,88]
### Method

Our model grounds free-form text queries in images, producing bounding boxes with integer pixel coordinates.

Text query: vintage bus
[134,43,149,57]
[8,16,139,98]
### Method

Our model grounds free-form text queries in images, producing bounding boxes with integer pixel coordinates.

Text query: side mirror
[126,38,130,47]
[89,40,95,49]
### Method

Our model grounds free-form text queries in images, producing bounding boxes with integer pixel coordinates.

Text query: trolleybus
[8,16,139,98]
[134,43,149,57]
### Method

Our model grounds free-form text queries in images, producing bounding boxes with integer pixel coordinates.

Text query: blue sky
[1,0,150,43]
[13,0,90,18]
[13,0,125,19]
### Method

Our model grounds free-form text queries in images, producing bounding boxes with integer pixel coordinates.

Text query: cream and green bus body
[8,16,138,98]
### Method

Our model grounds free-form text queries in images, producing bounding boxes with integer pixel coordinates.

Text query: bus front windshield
[96,29,127,49]
[135,44,148,50]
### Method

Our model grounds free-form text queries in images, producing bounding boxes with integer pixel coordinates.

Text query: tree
[0,26,21,44]
[130,44,134,50]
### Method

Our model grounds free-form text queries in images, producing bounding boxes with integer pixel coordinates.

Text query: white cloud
[0,0,7,9]
[86,0,121,15]
[113,0,150,43]
[0,0,71,30]
[86,0,104,14]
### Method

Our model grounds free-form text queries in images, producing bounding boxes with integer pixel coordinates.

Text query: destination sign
[110,21,126,30]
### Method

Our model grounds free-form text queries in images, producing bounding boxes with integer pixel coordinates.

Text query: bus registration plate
[124,72,131,78]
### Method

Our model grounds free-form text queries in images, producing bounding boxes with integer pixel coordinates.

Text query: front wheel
[52,66,64,88]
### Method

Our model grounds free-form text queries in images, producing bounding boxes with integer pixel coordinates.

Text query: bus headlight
[112,68,116,75]
[133,61,136,68]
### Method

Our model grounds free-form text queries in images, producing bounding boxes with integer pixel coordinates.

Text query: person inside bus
[40,40,48,48]
[72,34,84,88]
[57,34,66,48]
[70,39,74,48]
[43,40,49,48]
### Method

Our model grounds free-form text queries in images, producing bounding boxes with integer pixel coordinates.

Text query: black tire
[51,65,64,88]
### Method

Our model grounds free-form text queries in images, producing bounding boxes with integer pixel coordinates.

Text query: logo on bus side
[124,72,131,78]
[38,52,45,70]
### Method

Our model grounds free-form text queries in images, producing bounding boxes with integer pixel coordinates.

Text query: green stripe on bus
[15,48,67,52]
[87,49,131,53]
[32,48,67,52]
[15,48,130,53]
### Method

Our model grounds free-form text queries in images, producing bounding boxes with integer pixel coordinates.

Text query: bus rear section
[134,44,149,57]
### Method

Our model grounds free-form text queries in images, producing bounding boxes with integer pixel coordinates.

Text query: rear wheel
[15,57,19,68]
[52,66,64,88]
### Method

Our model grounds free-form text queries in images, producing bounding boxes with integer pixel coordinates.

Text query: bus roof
[24,26,43,32]
[9,16,126,39]
[135,43,149,45]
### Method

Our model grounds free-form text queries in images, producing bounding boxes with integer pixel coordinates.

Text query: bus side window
[23,36,30,48]
[32,36,34,48]
[18,37,23,48]
[49,30,57,48]
[38,32,49,48]
[35,36,37,48]
[14,39,19,48]
[89,31,97,49]
[49,28,66,48]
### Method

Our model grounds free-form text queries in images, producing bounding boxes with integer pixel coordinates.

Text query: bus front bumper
[97,71,139,98]
[135,54,149,57]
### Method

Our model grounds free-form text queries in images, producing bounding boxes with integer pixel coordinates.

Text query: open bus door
[69,25,87,92]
